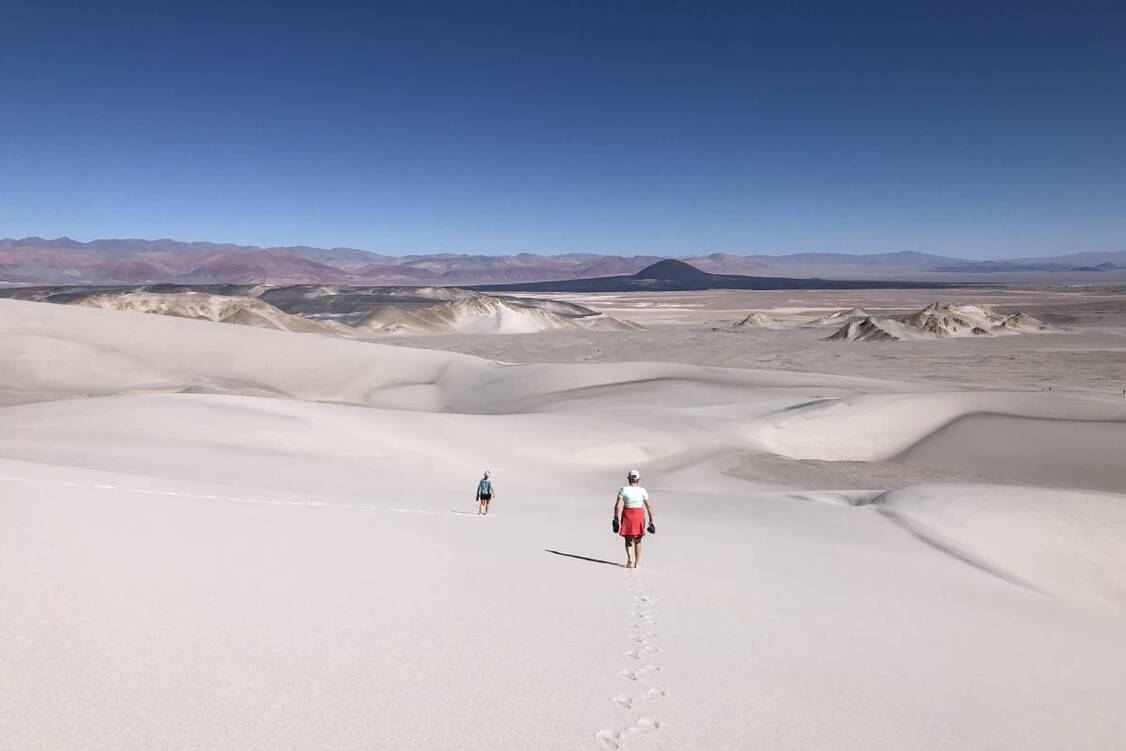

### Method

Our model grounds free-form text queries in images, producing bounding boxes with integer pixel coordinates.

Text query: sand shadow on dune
[873,505,1046,597]
[545,550,623,567]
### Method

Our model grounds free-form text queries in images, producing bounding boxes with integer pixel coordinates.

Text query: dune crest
[826,302,1054,341]
[356,295,639,335]
[806,307,872,325]
[732,311,784,328]
[75,291,346,335]
[874,484,1126,612]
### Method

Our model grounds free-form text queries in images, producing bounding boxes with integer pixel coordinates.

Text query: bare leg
[624,538,634,567]
[483,500,490,515]
[633,539,643,568]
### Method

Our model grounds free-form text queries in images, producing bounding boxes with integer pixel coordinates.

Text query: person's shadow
[545,549,623,567]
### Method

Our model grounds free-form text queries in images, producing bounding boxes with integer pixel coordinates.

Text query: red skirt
[619,507,646,538]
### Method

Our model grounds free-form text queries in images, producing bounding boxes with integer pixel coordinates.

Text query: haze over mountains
[3,236,1124,285]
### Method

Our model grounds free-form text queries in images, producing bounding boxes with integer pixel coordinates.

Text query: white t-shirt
[618,486,649,509]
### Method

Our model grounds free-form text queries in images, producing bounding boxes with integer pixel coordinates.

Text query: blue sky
[2,0,1123,258]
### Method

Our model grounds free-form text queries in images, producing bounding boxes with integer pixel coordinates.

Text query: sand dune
[3,297,1126,750]
[875,483,1126,612]
[827,302,1054,341]
[893,413,1126,493]
[356,295,639,335]
[806,307,872,325]
[754,391,1126,491]
[731,311,785,328]
[76,291,346,335]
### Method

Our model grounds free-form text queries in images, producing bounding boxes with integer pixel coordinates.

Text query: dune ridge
[826,302,1054,341]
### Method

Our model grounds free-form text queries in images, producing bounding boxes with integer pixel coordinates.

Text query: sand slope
[826,303,1054,341]
[76,290,347,335]
[875,483,1126,611]
[3,297,1126,750]
[356,295,639,335]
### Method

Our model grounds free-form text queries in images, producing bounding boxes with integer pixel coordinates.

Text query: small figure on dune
[476,470,494,515]
[614,469,655,568]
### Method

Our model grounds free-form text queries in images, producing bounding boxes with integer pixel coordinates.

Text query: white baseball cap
[627,469,640,480]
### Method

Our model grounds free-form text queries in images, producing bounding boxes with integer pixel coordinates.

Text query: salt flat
[2,296,1125,750]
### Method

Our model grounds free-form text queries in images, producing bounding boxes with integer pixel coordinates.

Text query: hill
[75,292,345,335]
[826,303,1054,341]
[355,295,639,335]
[5,235,1123,285]
[471,259,961,292]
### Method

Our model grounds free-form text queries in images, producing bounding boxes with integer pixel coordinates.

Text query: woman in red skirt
[613,469,655,569]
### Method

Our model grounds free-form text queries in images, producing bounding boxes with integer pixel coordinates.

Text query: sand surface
[2,296,1125,750]
[389,287,1126,393]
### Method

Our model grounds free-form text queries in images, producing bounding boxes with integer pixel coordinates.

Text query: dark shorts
[479,493,492,501]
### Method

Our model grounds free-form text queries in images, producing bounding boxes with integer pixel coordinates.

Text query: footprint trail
[596,573,666,749]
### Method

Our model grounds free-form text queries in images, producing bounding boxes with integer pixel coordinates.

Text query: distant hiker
[476,471,494,515]
[613,469,655,568]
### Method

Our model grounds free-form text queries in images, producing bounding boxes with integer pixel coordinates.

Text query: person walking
[476,471,495,515]
[613,469,655,568]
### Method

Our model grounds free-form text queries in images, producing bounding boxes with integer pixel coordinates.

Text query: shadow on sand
[545,549,623,567]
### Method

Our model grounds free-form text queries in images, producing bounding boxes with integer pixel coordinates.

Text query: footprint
[611,694,635,709]
[643,687,667,701]
[620,665,661,681]
[635,718,662,734]
[596,729,626,749]
[624,650,642,660]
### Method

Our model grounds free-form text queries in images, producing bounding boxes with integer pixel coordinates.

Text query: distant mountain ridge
[470,259,959,292]
[1,235,1123,284]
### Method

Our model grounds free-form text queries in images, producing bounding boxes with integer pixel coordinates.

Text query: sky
[2,0,1123,258]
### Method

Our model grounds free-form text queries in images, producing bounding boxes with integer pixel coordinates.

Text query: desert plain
[2,280,1125,750]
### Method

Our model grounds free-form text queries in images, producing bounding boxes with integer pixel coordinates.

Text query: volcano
[630,258,715,282]
[471,259,961,293]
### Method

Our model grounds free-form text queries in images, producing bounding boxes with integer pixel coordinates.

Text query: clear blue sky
[2,0,1123,258]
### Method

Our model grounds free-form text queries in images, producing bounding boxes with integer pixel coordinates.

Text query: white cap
[627,469,640,480]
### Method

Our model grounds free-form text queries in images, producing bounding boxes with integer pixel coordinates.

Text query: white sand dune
[76,291,348,336]
[874,483,1126,611]
[356,295,639,336]
[2,297,1126,750]
[806,306,872,325]
[893,413,1126,493]
[731,311,785,328]
[753,391,1126,492]
[826,302,1054,341]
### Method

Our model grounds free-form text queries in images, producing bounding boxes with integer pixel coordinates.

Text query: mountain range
[471,259,956,292]
[2,236,1123,285]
